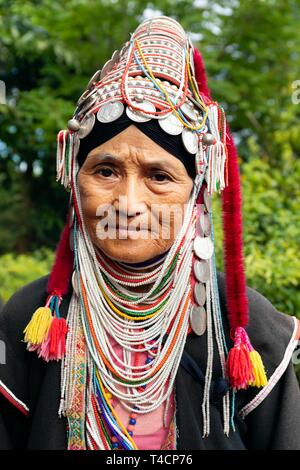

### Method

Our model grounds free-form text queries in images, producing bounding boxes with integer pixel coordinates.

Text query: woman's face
[78,125,193,263]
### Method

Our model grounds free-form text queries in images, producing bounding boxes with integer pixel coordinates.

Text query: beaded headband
[23,16,267,393]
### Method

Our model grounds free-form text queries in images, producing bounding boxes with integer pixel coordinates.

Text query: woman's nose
[114,177,147,217]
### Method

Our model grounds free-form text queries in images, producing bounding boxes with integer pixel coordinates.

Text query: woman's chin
[94,237,172,264]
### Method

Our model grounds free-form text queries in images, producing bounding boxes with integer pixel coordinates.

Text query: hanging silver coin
[182,128,198,154]
[194,282,206,306]
[100,58,114,80]
[97,101,124,123]
[158,112,184,135]
[193,235,214,260]
[203,188,212,213]
[126,101,156,123]
[77,93,98,116]
[190,305,207,336]
[78,113,95,139]
[180,102,198,121]
[71,271,79,296]
[76,88,91,107]
[110,49,120,65]
[87,70,102,90]
[198,212,211,237]
[72,133,80,157]
[193,260,210,283]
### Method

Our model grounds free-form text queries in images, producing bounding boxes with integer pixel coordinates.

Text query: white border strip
[239,316,299,419]
[0,379,29,413]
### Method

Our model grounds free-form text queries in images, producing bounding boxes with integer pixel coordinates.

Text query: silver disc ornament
[193,259,210,283]
[158,112,184,135]
[190,305,207,336]
[78,113,96,139]
[198,212,211,237]
[193,235,214,260]
[180,102,198,121]
[97,101,125,123]
[126,101,156,123]
[181,128,198,154]
[194,282,206,306]
[203,188,212,213]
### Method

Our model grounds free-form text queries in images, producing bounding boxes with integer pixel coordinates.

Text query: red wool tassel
[49,316,69,359]
[227,327,254,390]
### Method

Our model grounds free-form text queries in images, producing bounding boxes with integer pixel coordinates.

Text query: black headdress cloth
[77,109,196,179]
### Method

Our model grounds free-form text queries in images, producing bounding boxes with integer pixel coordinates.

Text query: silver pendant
[71,271,79,295]
[194,282,206,306]
[158,112,184,135]
[190,305,207,336]
[181,128,198,154]
[78,113,95,139]
[202,132,215,146]
[97,101,124,123]
[126,101,156,122]
[198,212,211,237]
[203,188,212,213]
[67,118,80,132]
[180,102,198,121]
[193,235,214,260]
[193,259,210,283]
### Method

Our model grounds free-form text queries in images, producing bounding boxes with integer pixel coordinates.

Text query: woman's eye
[151,172,171,182]
[97,167,115,177]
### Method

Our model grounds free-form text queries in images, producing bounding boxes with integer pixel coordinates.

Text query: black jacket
[0,272,299,450]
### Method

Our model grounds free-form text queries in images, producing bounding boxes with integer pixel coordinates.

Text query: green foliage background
[0,0,299,378]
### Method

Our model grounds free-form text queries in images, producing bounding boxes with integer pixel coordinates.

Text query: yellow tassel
[249,350,268,387]
[23,307,53,345]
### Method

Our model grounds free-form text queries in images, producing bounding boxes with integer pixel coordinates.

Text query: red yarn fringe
[47,220,74,297]
[193,46,249,330]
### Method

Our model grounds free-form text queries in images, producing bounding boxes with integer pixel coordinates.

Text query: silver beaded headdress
[57,15,227,196]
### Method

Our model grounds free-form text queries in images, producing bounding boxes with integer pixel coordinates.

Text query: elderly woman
[0,16,299,451]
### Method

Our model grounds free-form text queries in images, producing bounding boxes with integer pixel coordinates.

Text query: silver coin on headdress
[181,128,198,154]
[193,235,214,260]
[190,305,207,336]
[198,212,211,237]
[194,282,206,306]
[193,259,210,283]
[77,93,98,116]
[100,58,115,80]
[180,102,198,121]
[78,113,95,139]
[97,101,124,123]
[158,112,184,135]
[87,70,102,90]
[126,101,156,122]
[203,188,212,213]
